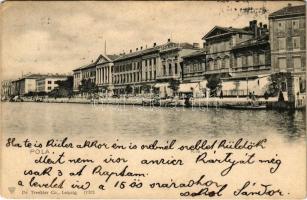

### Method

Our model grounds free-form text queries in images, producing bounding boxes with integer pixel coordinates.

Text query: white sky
[0,1,304,80]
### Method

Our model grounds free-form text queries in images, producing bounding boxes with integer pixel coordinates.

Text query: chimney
[136,48,138,51]
[130,49,132,53]
[193,43,200,48]
[167,38,171,42]
[153,42,157,47]
[252,20,258,38]
[140,46,143,50]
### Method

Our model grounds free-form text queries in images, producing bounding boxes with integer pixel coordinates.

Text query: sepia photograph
[0,1,306,198]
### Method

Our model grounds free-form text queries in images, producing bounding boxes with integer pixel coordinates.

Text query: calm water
[1,102,306,144]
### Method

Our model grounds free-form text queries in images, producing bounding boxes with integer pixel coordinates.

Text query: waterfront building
[11,74,46,96]
[224,23,271,97]
[269,4,306,107]
[112,44,161,96]
[1,80,13,99]
[36,74,68,93]
[202,20,271,97]
[95,54,119,96]
[181,49,207,97]
[112,39,199,97]
[73,58,99,92]
[155,39,199,97]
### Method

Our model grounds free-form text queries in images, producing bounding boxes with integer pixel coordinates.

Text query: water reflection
[1,102,305,143]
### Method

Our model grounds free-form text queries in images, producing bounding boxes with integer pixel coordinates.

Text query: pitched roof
[269,5,305,19]
[73,54,119,71]
[107,54,120,61]
[202,26,253,40]
[182,49,206,59]
[114,46,160,62]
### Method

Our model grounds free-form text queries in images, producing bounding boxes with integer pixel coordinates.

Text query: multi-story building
[203,24,255,77]
[181,50,207,97]
[1,80,13,99]
[112,39,199,97]
[155,40,199,97]
[269,4,306,107]
[73,58,98,92]
[11,74,46,96]
[112,45,160,95]
[202,20,272,97]
[224,24,271,97]
[96,54,119,95]
[36,75,68,93]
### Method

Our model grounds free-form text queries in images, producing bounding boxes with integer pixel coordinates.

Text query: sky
[0,1,304,80]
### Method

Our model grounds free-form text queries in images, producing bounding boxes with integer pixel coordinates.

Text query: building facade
[11,74,46,96]
[112,40,199,97]
[36,75,68,93]
[1,80,13,99]
[269,4,306,107]
[202,20,272,97]
[181,50,207,97]
[73,58,98,92]
[112,45,159,95]
[96,54,119,95]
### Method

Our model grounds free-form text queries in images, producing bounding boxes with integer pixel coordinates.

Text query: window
[278,38,286,50]
[169,64,172,75]
[278,57,287,70]
[237,57,242,68]
[209,60,214,70]
[217,59,222,69]
[214,60,218,70]
[299,77,306,93]
[175,63,178,74]
[247,55,253,66]
[163,65,166,75]
[224,57,230,68]
[293,56,301,70]
[292,20,299,30]
[149,59,152,66]
[259,54,265,65]
[293,37,300,50]
[145,60,147,66]
[239,34,242,39]
[47,86,52,90]
[153,58,156,65]
[277,21,285,32]
[47,81,52,84]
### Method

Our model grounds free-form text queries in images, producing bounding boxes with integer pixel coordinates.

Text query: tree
[206,75,222,97]
[51,76,74,97]
[79,79,98,96]
[266,73,289,97]
[125,85,133,94]
[168,79,180,96]
[141,84,151,93]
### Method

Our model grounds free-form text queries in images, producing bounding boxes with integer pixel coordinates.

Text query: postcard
[0,1,306,199]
